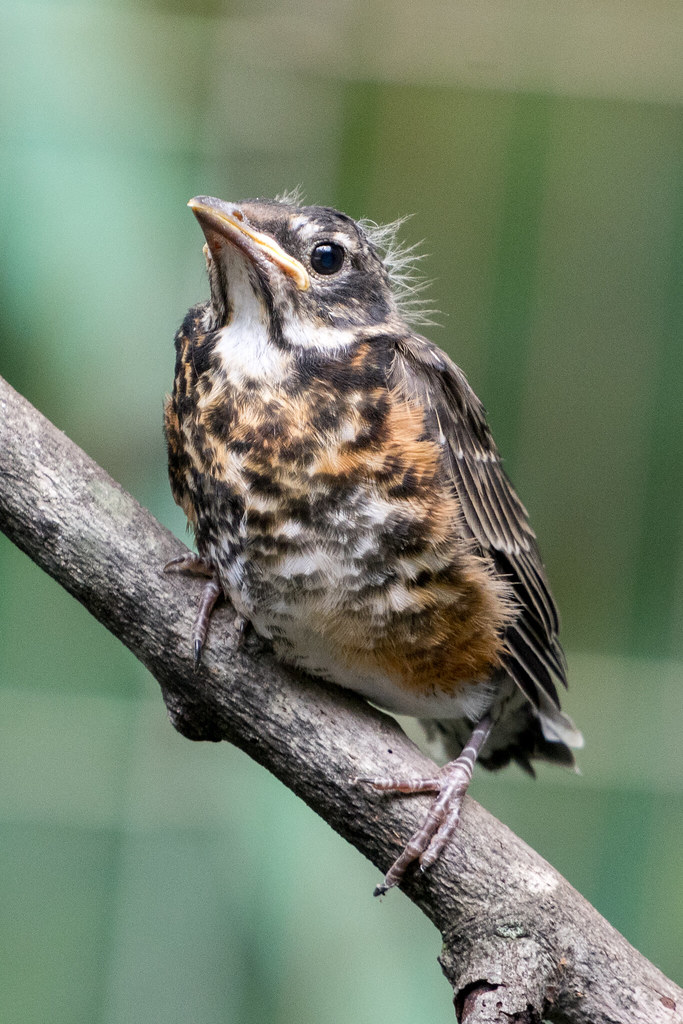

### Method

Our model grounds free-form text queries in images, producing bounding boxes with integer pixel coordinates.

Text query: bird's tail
[421,689,583,776]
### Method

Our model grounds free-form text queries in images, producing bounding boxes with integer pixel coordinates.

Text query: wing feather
[393,334,567,712]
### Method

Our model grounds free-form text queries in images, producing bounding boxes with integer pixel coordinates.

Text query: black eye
[311,242,345,275]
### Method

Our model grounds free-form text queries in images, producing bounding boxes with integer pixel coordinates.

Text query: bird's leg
[164,552,222,667]
[357,714,493,896]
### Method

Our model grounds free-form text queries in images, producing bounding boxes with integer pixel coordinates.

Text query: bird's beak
[188,196,310,291]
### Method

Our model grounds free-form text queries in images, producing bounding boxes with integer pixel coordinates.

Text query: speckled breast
[166,331,512,717]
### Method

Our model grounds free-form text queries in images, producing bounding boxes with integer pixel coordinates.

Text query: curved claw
[191,578,222,668]
[193,638,203,671]
[235,615,253,649]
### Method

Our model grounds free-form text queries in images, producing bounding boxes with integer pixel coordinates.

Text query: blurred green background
[1,1,682,1021]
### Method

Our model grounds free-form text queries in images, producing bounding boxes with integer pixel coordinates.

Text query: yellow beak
[188,197,310,292]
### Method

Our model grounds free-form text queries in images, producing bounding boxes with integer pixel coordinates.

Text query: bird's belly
[258,617,498,721]
[207,501,504,721]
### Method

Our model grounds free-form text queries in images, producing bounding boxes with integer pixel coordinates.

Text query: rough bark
[0,373,680,1024]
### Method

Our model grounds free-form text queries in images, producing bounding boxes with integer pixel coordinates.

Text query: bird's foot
[164,553,222,668]
[163,552,215,578]
[356,714,493,896]
[190,579,222,669]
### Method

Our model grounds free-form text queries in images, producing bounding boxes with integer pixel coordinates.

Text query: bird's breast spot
[337,419,359,443]
[244,492,281,514]
[277,519,308,540]
[273,549,352,582]
[356,495,399,529]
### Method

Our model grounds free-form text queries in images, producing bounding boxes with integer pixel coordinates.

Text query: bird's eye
[310,242,345,275]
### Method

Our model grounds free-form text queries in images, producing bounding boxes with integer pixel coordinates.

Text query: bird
[164,192,583,896]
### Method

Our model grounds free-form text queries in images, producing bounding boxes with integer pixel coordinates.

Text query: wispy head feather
[275,185,306,207]
[359,217,438,328]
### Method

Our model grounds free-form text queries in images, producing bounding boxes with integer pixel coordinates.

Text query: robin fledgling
[164,193,583,895]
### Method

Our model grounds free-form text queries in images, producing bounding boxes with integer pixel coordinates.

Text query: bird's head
[188,194,427,358]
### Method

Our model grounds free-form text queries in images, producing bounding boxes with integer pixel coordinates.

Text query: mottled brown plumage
[164,194,582,893]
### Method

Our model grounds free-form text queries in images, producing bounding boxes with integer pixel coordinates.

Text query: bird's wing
[392,333,569,716]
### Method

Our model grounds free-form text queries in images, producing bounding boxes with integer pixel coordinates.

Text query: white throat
[213,260,291,382]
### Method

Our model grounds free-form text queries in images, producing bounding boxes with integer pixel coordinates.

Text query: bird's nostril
[232,209,244,221]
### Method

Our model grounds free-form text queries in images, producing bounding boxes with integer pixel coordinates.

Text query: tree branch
[0,373,680,1024]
